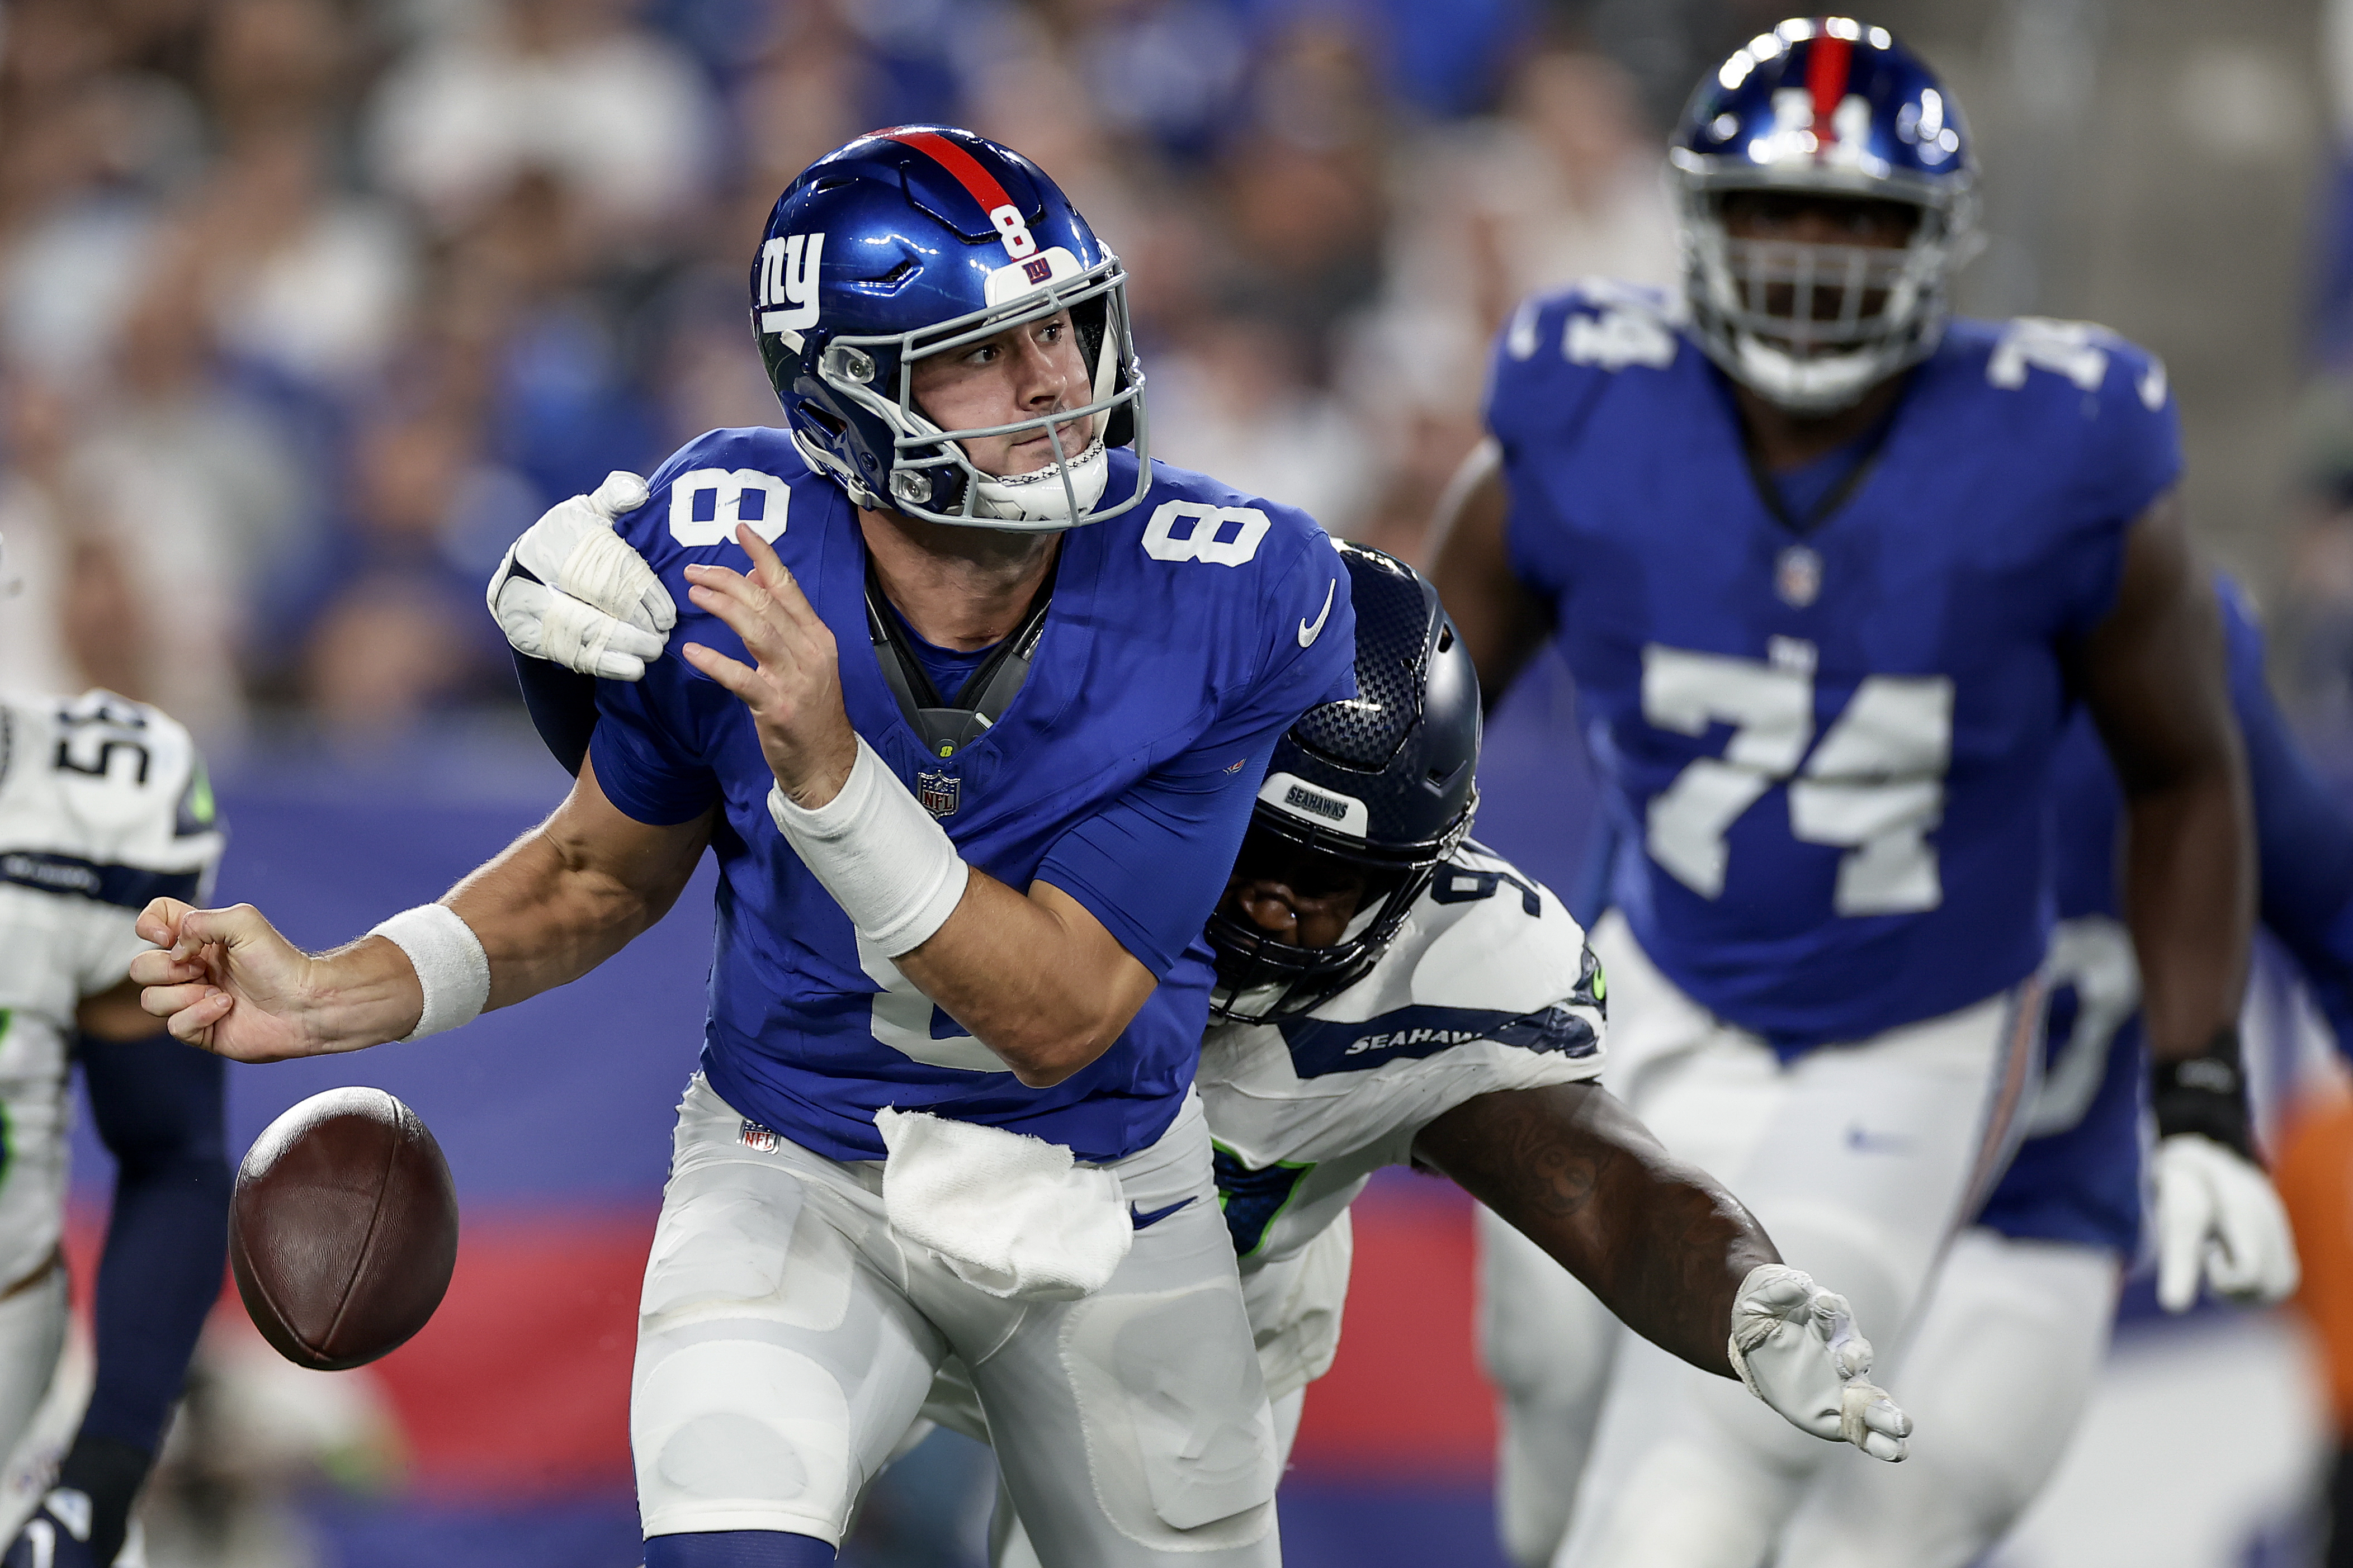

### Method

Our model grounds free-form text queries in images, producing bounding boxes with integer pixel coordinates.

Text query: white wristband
[768,736,970,958]
[370,904,492,1042]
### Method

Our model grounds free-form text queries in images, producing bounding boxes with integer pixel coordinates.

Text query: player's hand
[2153,1133,2300,1311]
[487,470,674,680]
[129,899,374,1062]
[1726,1263,1911,1462]
[2,1487,104,1567]
[679,525,858,808]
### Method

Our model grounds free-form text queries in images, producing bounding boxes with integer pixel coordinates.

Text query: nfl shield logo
[1774,544,1822,608]
[739,1119,779,1154]
[917,768,961,818]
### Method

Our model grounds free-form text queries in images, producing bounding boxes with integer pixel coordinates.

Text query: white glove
[2153,1133,2301,1312]
[486,471,673,680]
[1726,1263,1911,1462]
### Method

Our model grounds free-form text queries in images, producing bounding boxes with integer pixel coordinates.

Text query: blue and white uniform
[1783,576,2353,1568]
[599,428,1357,1560]
[1473,285,2176,1568]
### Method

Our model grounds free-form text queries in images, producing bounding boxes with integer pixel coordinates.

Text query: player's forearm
[892,875,1156,1088]
[447,816,703,1011]
[1413,1083,1778,1377]
[2122,766,2252,1062]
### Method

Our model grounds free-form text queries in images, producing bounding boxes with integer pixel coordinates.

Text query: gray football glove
[486,471,673,680]
[1726,1263,1911,1462]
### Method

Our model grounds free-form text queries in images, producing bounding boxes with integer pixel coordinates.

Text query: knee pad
[645,1528,837,1566]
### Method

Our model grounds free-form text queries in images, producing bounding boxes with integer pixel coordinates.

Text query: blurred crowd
[0,0,1691,756]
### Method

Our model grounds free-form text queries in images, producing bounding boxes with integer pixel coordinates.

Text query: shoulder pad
[9,692,223,887]
[1972,316,2170,413]
[1500,282,1687,375]
[621,427,820,567]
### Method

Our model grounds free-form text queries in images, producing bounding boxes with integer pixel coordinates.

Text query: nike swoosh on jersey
[1130,1197,1196,1230]
[1297,579,1337,647]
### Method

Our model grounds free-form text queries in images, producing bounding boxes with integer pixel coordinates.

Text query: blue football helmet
[751,126,1149,530]
[1207,543,1480,1022]
[1671,18,1980,411]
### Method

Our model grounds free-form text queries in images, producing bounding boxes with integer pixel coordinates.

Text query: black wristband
[55,1434,151,1567]
[2151,1025,2258,1162]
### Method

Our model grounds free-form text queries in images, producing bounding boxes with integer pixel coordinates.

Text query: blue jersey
[589,430,1356,1163]
[1980,577,2353,1253]
[1488,286,2181,1051]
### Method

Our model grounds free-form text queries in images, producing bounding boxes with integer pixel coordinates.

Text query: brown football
[230,1087,460,1371]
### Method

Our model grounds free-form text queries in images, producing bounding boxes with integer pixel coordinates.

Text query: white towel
[876,1107,1132,1301]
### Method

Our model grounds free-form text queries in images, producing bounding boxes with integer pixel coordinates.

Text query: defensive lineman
[136,128,1355,1568]
[0,685,228,1568]
[1432,22,2268,1568]
[1779,574,2312,1567]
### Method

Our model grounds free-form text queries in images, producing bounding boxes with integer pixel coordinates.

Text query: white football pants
[632,1076,1281,1566]
[1477,912,2040,1568]
[1777,1225,2118,1567]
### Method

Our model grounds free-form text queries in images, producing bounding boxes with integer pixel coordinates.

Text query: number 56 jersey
[1489,285,2181,1054]
[0,692,223,1287]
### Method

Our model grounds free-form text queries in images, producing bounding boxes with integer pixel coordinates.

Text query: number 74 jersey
[1488,286,2182,1054]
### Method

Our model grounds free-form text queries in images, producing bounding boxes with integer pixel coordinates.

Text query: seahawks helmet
[751,126,1148,530]
[1671,18,1979,412]
[1208,544,1480,1022]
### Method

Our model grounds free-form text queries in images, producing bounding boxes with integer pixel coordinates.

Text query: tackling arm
[1412,1081,1773,1377]
[1425,439,1555,708]
[131,758,711,1060]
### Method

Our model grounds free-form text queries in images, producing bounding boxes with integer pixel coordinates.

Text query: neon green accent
[188,760,216,826]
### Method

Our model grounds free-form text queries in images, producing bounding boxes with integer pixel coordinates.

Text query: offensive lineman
[0,685,228,1568]
[1779,574,2315,1566]
[134,128,1360,1568]
[1431,21,2274,1568]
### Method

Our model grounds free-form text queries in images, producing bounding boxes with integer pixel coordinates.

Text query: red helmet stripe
[876,128,1016,219]
[1807,34,1853,144]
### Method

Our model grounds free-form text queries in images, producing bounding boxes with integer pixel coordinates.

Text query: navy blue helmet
[1671,18,1979,411]
[751,126,1149,530]
[1208,543,1480,1021]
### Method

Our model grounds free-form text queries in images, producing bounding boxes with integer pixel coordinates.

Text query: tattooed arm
[1411,1081,1779,1377]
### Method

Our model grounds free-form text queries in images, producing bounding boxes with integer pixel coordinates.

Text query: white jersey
[1203,841,1605,1398]
[0,691,221,1287]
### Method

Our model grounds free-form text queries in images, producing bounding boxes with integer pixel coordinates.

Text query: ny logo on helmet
[759,233,824,339]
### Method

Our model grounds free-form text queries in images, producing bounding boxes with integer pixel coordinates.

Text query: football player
[135,127,1362,1568]
[490,514,1919,1560]
[0,683,229,1568]
[1429,21,2278,1568]
[1779,572,2316,1566]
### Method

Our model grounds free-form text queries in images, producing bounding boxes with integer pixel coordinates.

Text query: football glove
[1725,1263,1911,1462]
[3,1487,101,1568]
[486,471,672,680]
[2153,1133,2300,1311]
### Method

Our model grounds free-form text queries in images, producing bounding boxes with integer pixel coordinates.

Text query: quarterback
[135,128,1357,1568]
[1431,21,2270,1568]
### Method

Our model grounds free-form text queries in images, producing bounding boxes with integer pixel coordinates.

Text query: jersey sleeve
[2220,577,2353,1050]
[2039,325,2185,639]
[1189,521,1359,755]
[588,672,722,827]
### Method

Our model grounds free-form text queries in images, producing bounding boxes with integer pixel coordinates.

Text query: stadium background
[1,0,2346,1561]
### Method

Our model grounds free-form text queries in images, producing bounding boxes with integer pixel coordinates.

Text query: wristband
[368,903,491,1041]
[2152,1024,2257,1160]
[768,736,970,958]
